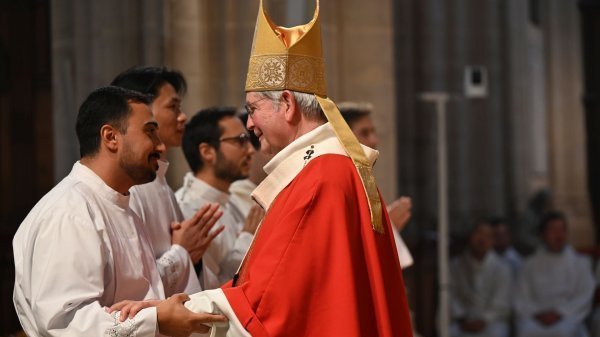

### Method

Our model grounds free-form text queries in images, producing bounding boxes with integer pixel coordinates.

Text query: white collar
[252,123,378,210]
[181,172,230,207]
[157,159,170,178]
[72,161,130,209]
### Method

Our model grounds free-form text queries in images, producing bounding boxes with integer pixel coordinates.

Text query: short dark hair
[182,107,237,173]
[538,211,567,235]
[238,112,260,150]
[338,102,373,128]
[76,86,152,158]
[111,66,187,99]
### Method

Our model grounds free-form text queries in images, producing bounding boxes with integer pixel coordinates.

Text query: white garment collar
[538,244,575,259]
[252,123,379,211]
[73,161,130,209]
[464,250,497,268]
[182,172,230,206]
[157,159,170,178]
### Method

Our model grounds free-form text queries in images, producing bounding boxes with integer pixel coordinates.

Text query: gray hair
[257,90,325,122]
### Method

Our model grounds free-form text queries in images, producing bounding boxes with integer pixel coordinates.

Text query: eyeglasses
[244,96,270,117]
[219,133,252,147]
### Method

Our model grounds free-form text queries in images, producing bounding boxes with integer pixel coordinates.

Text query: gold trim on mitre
[246,0,384,234]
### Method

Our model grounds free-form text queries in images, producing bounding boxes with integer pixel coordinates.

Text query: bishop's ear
[281,90,299,123]
[100,124,119,152]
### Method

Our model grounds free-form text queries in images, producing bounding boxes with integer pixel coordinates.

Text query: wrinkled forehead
[245,91,264,102]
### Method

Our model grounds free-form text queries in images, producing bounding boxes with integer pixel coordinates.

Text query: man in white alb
[490,217,522,279]
[12,86,225,337]
[176,107,262,289]
[515,211,594,337]
[450,220,512,337]
[112,66,223,295]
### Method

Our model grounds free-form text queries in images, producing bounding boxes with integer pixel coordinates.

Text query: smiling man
[176,107,260,290]
[12,86,225,336]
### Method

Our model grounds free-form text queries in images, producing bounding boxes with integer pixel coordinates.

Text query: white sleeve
[481,263,511,323]
[220,231,253,280]
[393,229,414,269]
[556,257,595,322]
[16,213,158,337]
[157,244,202,296]
[514,261,537,319]
[185,289,250,337]
[449,259,467,319]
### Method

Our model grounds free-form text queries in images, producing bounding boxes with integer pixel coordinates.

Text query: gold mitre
[246,0,384,234]
[245,0,326,95]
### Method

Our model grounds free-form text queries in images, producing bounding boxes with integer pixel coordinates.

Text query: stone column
[579,0,600,245]
[327,0,398,202]
[51,0,164,181]
[163,0,258,188]
[544,0,594,247]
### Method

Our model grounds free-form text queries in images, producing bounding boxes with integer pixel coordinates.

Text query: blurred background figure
[490,217,523,279]
[338,101,414,268]
[515,211,594,337]
[449,220,512,337]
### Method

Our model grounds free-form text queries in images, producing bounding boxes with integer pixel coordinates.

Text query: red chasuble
[221,154,413,337]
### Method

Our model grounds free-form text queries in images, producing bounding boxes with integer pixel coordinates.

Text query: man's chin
[133,171,157,185]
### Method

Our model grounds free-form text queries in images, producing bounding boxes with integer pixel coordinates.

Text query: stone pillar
[326,0,397,201]
[51,0,164,181]
[577,0,600,245]
[163,0,258,188]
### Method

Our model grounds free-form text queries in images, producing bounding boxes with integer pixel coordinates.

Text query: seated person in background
[450,220,512,337]
[338,101,414,268]
[515,211,594,337]
[176,107,263,290]
[490,217,523,279]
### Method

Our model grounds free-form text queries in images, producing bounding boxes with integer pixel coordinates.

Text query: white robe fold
[130,160,202,296]
[176,174,253,290]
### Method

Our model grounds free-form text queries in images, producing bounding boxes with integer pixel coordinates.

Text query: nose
[246,142,256,155]
[155,138,166,154]
[246,115,255,131]
[370,134,379,148]
[178,111,188,124]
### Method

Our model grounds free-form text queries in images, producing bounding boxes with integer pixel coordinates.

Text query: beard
[119,142,158,185]
[214,150,248,183]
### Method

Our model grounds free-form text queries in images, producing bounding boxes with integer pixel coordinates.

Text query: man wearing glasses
[175,107,263,290]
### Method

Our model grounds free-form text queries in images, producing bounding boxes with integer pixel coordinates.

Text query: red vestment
[222,154,413,337]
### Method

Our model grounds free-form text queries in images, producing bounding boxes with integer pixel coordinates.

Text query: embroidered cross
[303,145,315,166]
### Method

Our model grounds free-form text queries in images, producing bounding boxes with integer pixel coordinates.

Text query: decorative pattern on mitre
[245,54,327,96]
